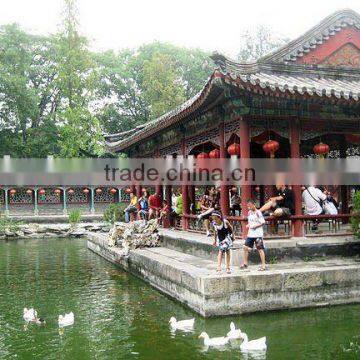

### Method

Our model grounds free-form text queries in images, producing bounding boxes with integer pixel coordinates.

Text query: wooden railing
[177,213,354,238]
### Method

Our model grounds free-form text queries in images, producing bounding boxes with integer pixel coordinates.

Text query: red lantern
[9,189,16,196]
[209,149,220,158]
[227,143,241,156]
[96,188,103,194]
[197,152,209,159]
[39,188,46,196]
[68,188,75,195]
[26,189,33,195]
[54,188,61,196]
[313,142,330,157]
[83,188,90,194]
[110,188,117,195]
[263,140,280,158]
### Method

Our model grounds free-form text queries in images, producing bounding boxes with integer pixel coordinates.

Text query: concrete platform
[160,229,360,265]
[87,232,360,317]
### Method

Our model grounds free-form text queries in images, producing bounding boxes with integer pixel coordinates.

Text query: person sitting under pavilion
[138,192,149,220]
[148,191,162,219]
[159,199,171,226]
[124,191,138,223]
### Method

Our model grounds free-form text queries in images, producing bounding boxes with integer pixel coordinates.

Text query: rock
[106,219,160,253]
[5,229,15,237]
[22,227,35,235]
[69,228,86,237]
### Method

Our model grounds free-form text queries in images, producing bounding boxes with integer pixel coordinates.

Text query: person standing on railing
[196,187,216,237]
[259,184,294,217]
[210,211,234,274]
[241,199,266,271]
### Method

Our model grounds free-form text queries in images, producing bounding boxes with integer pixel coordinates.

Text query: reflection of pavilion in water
[104,9,360,239]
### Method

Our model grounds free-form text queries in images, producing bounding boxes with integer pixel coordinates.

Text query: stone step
[160,229,360,265]
[87,233,360,317]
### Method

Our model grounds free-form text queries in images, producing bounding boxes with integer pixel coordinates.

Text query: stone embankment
[0,222,110,240]
[87,228,360,317]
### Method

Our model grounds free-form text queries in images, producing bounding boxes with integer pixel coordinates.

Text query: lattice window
[9,188,33,204]
[67,187,89,204]
[94,187,115,203]
[38,188,61,204]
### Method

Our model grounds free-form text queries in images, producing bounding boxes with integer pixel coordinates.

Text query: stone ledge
[87,233,360,317]
[160,229,360,265]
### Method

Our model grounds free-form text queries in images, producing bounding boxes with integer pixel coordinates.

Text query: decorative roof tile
[106,9,360,152]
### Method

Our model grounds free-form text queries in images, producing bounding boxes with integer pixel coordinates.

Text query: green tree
[55,0,103,156]
[95,42,213,133]
[142,52,186,119]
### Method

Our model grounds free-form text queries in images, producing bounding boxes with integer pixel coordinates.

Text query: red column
[219,123,229,216]
[239,117,251,217]
[181,138,189,230]
[163,185,172,228]
[339,136,349,219]
[239,117,251,238]
[290,120,303,237]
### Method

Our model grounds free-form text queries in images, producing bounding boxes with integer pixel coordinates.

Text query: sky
[0,0,360,57]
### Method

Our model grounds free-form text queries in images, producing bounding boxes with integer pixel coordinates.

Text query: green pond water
[0,238,359,360]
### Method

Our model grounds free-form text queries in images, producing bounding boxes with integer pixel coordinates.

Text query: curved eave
[106,71,224,153]
[107,69,360,153]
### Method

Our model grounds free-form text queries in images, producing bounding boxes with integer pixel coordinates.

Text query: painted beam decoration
[105,9,360,157]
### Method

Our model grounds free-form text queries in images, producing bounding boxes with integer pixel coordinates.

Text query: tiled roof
[106,9,360,152]
[220,61,360,100]
[259,9,360,64]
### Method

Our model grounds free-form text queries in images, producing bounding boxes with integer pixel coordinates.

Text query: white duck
[58,312,74,327]
[169,317,195,331]
[240,332,267,351]
[227,322,242,339]
[199,332,229,347]
[23,308,37,322]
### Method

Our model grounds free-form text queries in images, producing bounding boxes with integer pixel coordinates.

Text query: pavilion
[106,9,360,237]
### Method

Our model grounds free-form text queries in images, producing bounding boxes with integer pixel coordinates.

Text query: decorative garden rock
[107,219,160,255]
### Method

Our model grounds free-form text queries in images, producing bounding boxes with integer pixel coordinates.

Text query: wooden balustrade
[179,213,355,238]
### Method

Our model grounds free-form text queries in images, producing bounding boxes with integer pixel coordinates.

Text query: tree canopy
[0,0,286,157]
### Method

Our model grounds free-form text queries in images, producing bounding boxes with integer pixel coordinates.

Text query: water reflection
[0,238,358,360]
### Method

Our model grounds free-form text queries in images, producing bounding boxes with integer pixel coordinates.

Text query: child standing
[241,199,267,271]
[210,211,234,274]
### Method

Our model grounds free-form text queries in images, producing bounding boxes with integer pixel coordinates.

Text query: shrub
[0,214,21,234]
[68,209,82,225]
[103,203,127,224]
[351,191,360,238]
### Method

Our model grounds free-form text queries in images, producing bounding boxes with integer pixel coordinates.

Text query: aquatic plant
[103,203,127,224]
[68,209,82,226]
[351,191,360,238]
[0,214,21,235]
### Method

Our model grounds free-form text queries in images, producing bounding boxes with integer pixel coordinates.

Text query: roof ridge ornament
[258,8,360,64]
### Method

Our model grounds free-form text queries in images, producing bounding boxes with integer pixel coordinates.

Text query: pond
[0,238,359,359]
